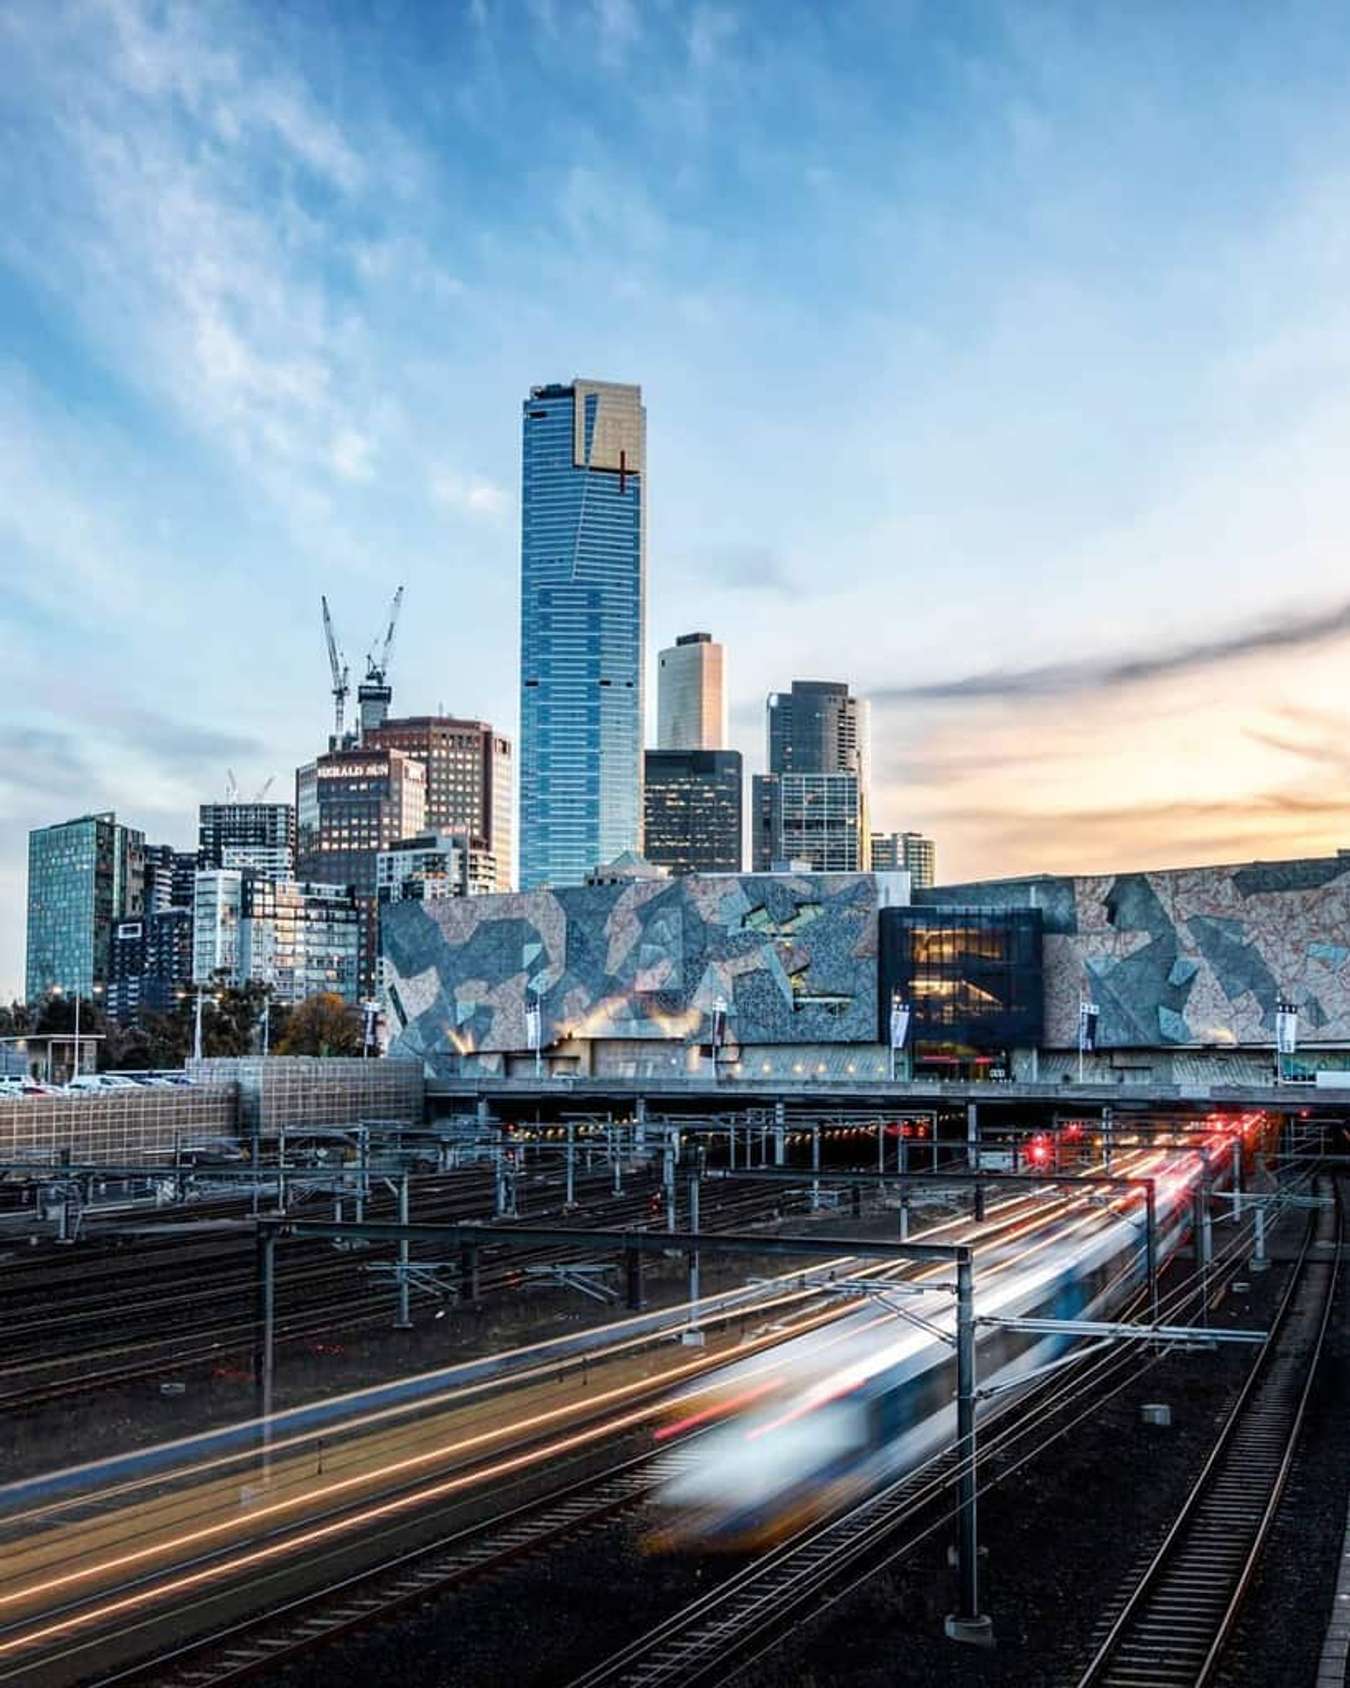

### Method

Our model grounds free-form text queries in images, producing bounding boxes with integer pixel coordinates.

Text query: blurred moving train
[653,1142,1232,1548]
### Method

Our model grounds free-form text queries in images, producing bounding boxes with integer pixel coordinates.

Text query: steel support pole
[1251,1204,1269,1272]
[811,1121,821,1211]
[624,1246,644,1311]
[459,1243,479,1307]
[687,1174,701,1329]
[728,1115,736,1171]
[1102,1107,1113,1174]
[395,1173,412,1329]
[946,1250,991,1645]
[1145,1182,1158,1326]
[635,1095,647,1153]
[774,1099,786,1166]
[254,1228,276,1480]
[877,1116,885,1174]
[611,1126,622,1197]
[967,1103,983,1223]
[664,1139,676,1232]
[355,1125,369,1226]
[566,1121,576,1208]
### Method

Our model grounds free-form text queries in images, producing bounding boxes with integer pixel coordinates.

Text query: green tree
[275,993,365,1057]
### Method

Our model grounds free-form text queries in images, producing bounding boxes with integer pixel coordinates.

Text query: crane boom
[366,584,405,681]
[321,595,350,740]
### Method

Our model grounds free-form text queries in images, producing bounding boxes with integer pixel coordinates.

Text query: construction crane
[357,584,404,736]
[321,595,350,744]
[365,584,404,688]
[225,769,239,802]
[254,775,275,801]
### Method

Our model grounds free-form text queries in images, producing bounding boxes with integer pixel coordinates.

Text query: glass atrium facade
[519,380,646,889]
[878,905,1044,1078]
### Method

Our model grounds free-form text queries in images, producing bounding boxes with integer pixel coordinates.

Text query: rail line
[1073,1179,1342,1688]
[88,1442,698,1688]
[562,1189,1305,1688]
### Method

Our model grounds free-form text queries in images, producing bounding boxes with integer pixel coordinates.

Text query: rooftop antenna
[322,595,350,745]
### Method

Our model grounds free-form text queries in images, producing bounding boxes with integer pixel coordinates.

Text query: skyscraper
[519,378,646,889]
[766,680,869,780]
[25,813,144,1002]
[643,750,743,875]
[362,715,513,891]
[753,681,870,873]
[295,745,426,996]
[657,632,726,751]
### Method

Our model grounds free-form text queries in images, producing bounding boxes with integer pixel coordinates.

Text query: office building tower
[643,750,743,875]
[295,745,426,996]
[752,773,867,873]
[519,378,646,889]
[657,632,726,751]
[363,716,513,891]
[25,813,145,1003]
[199,801,296,880]
[766,680,869,780]
[871,830,937,889]
[753,681,870,874]
[108,906,193,1024]
[377,832,498,906]
[142,844,195,914]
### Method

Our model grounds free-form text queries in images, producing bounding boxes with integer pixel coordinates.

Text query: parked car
[64,1073,141,1094]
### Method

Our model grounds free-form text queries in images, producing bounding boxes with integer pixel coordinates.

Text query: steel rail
[1074,1182,1342,1688]
[560,1183,1298,1688]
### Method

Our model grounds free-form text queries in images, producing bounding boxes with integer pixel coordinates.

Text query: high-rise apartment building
[753,681,870,873]
[108,907,193,1024]
[199,802,296,880]
[242,879,361,1005]
[376,832,498,905]
[519,378,646,889]
[142,844,195,914]
[25,813,145,1002]
[871,830,937,888]
[362,716,513,891]
[192,869,245,985]
[643,750,743,875]
[192,870,359,1005]
[657,632,726,751]
[295,746,426,996]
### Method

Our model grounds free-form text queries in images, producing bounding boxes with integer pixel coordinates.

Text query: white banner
[1275,1004,1298,1056]
[1078,1000,1100,1053]
[890,1002,911,1050]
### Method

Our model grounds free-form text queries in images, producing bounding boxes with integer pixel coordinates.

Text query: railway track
[1073,1180,1342,1688]
[0,1176,803,1411]
[87,1443,699,1688]
[561,1186,1312,1688]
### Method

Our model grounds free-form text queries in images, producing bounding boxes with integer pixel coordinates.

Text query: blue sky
[4,0,1350,998]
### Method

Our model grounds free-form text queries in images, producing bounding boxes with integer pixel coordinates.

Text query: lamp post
[889,992,910,1084]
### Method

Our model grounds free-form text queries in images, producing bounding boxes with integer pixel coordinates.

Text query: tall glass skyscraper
[26,812,145,1002]
[519,379,646,889]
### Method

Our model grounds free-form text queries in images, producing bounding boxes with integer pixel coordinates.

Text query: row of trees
[0,988,368,1068]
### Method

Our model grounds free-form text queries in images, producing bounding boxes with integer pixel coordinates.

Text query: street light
[50,983,102,1080]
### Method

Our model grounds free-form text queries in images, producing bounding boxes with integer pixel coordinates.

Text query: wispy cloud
[871,597,1350,703]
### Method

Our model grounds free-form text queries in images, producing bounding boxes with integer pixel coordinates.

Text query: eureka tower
[519,379,646,888]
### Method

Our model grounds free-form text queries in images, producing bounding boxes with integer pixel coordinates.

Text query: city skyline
[6,2,1350,995]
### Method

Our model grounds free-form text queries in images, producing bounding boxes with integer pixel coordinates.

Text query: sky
[3,0,1350,998]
